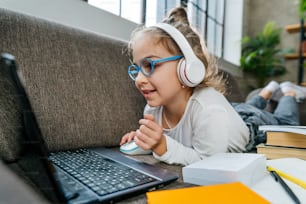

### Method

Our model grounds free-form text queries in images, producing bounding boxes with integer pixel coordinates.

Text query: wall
[0,0,138,41]
[244,0,303,84]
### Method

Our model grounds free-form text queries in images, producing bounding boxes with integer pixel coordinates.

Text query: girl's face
[131,33,189,107]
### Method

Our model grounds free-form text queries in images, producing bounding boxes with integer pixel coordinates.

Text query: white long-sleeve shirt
[144,87,250,166]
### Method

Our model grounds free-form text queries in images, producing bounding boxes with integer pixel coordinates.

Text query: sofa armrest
[0,160,49,203]
[221,70,244,103]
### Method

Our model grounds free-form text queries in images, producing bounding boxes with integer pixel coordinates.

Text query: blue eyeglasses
[128,55,183,81]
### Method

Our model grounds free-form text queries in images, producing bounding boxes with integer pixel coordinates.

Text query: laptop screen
[1,53,67,203]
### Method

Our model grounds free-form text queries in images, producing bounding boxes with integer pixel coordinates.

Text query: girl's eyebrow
[146,55,159,59]
[140,55,159,61]
[131,55,160,65]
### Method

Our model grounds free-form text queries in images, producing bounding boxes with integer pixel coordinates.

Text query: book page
[259,125,306,135]
[252,158,306,204]
[266,158,306,182]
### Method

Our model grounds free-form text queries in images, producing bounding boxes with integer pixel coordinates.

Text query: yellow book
[256,143,306,160]
[266,131,306,148]
[146,182,270,204]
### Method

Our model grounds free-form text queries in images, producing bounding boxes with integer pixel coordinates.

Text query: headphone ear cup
[177,58,186,86]
[177,58,205,87]
[154,23,205,87]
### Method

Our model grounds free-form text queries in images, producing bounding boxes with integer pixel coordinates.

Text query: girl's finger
[144,114,155,121]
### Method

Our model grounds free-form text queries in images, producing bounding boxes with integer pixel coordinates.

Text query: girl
[120,7,249,166]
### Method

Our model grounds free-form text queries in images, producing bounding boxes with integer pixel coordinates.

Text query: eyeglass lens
[128,58,154,80]
[140,58,154,75]
[128,65,139,80]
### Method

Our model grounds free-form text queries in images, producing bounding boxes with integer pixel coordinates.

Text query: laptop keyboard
[49,149,157,196]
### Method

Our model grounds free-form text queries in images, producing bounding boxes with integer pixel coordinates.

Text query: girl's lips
[141,89,156,98]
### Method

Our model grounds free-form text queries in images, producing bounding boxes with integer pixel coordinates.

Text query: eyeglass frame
[128,55,183,81]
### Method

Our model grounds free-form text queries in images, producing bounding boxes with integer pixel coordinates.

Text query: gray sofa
[0,8,305,204]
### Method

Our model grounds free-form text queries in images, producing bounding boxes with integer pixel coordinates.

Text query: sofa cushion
[0,8,146,158]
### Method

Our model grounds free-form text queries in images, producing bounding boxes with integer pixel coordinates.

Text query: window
[188,0,225,58]
[188,0,243,65]
[87,0,243,65]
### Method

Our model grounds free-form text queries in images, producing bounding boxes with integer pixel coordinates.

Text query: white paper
[259,125,306,135]
[252,158,306,204]
[182,153,266,186]
[266,158,306,183]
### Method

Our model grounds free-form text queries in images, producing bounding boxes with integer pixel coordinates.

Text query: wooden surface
[285,24,306,34]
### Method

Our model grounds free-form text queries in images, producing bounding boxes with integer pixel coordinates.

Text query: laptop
[0,53,178,204]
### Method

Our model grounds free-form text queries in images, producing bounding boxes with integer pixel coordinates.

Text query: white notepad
[182,153,266,186]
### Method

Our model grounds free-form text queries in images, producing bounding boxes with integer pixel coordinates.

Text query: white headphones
[153,23,206,87]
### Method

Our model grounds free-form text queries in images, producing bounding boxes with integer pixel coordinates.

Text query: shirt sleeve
[153,103,231,166]
[153,135,201,165]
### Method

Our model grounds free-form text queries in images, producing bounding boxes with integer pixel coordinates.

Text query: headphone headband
[154,23,196,64]
[153,23,205,87]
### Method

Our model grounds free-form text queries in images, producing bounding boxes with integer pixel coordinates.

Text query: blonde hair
[128,7,226,93]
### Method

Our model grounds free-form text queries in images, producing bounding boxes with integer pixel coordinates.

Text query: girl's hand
[120,131,136,146]
[134,114,167,156]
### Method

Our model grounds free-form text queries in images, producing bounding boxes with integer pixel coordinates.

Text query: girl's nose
[135,71,148,84]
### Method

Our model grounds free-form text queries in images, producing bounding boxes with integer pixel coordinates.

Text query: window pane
[208,0,216,19]
[207,18,215,55]
[88,0,120,15]
[188,0,206,36]
[121,0,142,24]
[215,25,223,57]
[194,9,205,37]
[156,0,180,22]
[216,0,224,23]
[146,0,157,26]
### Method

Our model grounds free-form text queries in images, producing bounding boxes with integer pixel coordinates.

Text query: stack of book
[256,125,306,160]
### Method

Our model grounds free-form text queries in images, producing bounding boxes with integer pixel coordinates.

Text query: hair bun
[163,7,189,25]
